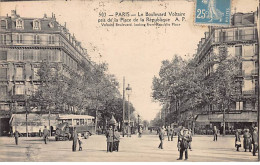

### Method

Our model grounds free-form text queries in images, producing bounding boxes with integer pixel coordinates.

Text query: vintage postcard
[0,0,259,162]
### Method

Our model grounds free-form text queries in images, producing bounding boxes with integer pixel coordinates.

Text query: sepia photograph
[0,0,259,162]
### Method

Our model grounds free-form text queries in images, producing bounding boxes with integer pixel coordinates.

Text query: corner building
[0,10,91,136]
[192,12,258,133]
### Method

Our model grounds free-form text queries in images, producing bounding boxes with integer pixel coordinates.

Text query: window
[33,35,40,44]
[23,50,33,61]
[16,67,24,80]
[244,28,254,40]
[1,20,7,29]
[16,50,24,61]
[235,46,242,56]
[49,21,54,28]
[0,34,7,44]
[0,68,7,79]
[33,68,40,80]
[33,20,41,30]
[243,45,254,57]
[242,61,254,75]
[48,35,55,44]
[33,50,40,62]
[0,86,7,96]
[15,85,25,95]
[255,44,258,55]
[17,34,23,44]
[242,79,254,93]
[236,101,243,110]
[16,19,23,29]
[235,30,243,40]
[0,51,7,61]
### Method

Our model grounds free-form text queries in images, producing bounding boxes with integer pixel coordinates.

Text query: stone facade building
[191,12,258,133]
[0,10,92,135]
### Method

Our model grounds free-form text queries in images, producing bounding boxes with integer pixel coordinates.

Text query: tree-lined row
[151,46,241,129]
[28,60,136,130]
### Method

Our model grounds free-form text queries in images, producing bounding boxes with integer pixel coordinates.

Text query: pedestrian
[139,127,143,138]
[158,126,165,149]
[39,128,42,137]
[243,129,252,152]
[188,129,192,151]
[42,126,49,144]
[72,128,78,152]
[167,126,172,141]
[177,129,190,160]
[252,127,258,156]
[114,129,120,152]
[14,130,21,145]
[106,126,113,152]
[78,133,82,151]
[213,126,217,141]
[235,130,241,151]
[177,127,184,151]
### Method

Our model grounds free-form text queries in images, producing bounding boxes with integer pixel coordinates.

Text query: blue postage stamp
[195,0,231,25]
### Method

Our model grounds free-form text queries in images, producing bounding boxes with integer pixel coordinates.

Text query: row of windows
[0,66,54,80]
[0,84,39,96]
[0,49,59,62]
[0,34,56,45]
[0,19,53,30]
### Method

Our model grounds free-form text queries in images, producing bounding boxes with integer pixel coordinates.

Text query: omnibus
[55,114,95,141]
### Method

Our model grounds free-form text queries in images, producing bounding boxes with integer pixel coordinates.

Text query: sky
[0,0,258,121]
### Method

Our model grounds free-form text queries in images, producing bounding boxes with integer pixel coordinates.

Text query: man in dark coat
[177,129,190,160]
[252,127,258,156]
[106,126,114,152]
[42,126,49,144]
[213,126,217,141]
[158,126,165,149]
[14,130,21,145]
[39,128,42,137]
[72,128,78,152]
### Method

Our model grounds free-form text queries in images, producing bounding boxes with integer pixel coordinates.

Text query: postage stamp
[195,0,231,25]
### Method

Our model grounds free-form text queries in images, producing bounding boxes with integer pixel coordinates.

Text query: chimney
[64,22,66,28]
[43,13,47,19]
[11,10,18,18]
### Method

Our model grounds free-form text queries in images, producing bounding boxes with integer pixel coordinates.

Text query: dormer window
[1,20,7,29]
[49,21,54,28]
[16,19,24,29]
[33,20,41,30]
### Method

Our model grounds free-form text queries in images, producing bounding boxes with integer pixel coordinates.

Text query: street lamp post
[126,84,132,137]
[138,114,140,133]
[122,77,125,137]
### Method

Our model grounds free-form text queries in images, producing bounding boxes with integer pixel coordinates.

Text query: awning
[196,111,257,123]
[58,114,95,120]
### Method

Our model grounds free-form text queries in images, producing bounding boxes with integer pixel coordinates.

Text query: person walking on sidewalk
[177,129,190,160]
[43,126,49,144]
[188,129,192,151]
[106,126,114,152]
[252,127,258,156]
[78,133,83,151]
[114,129,120,151]
[243,129,252,152]
[72,128,78,152]
[158,126,165,149]
[14,130,21,145]
[213,126,217,141]
[235,130,241,151]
